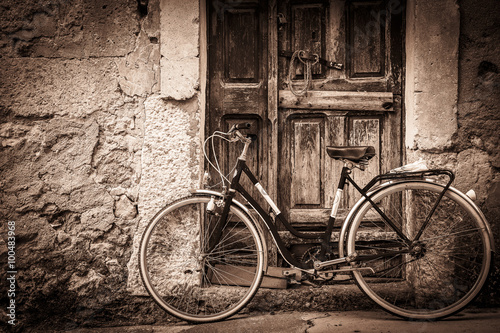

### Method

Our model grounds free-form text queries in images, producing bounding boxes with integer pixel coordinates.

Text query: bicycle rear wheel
[139,195,264,323]
[347,181,492,320]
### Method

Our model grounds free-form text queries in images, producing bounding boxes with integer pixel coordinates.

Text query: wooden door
[207,0,405,233]
[275,0,404,231]
[207,0,269,198]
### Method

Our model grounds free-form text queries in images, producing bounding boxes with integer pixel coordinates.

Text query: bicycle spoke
[420,227,484,243]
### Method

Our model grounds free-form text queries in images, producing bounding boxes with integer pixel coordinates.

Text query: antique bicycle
[139,123,494,323]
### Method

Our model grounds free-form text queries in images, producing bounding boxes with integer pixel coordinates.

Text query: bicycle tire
[346,181,492,320]
[139,194,265,323]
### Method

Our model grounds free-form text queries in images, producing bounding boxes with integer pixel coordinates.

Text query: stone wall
[456,0,500,301]
[0,0,168,330]
[405,0,499,303]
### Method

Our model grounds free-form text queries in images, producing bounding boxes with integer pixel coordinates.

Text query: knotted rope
[288,50,319,96]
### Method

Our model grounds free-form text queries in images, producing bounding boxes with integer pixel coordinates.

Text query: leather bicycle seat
[326,146,376,162]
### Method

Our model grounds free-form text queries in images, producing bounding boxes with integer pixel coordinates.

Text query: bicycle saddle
[326,146,376,163]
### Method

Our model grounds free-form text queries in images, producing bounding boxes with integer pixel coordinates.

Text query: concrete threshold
[244,283,375,313]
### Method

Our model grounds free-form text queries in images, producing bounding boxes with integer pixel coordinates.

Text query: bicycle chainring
[300,246,327,268]
[301,246,335,282]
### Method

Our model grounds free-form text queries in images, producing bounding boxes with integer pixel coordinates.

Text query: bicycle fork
[204,189,235,254]
[204,156,248,254]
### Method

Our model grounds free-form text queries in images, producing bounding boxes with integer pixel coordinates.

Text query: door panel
[290,117,324,207]
[224,8,260,83]
[348,0,386,77]
[347,116,381,208]
[279,90,394,111]
[207,0,268,202]
[290,3,326,78]
[276,0,404,230]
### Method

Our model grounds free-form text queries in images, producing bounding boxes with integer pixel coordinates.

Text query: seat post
[339,164,351,189]
[329,165,350,220]
[321,165,351,256]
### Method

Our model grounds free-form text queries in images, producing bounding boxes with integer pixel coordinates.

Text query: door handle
[382,102,393,110]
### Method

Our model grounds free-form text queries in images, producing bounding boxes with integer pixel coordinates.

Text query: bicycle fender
[189,189,270,269]
[338,185,388,258]
[190,188,251,214]
[445,184,496,253]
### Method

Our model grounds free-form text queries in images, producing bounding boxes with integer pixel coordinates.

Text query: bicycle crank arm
[314,252,358,270]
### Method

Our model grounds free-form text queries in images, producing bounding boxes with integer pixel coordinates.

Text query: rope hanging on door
[288,50,319,96]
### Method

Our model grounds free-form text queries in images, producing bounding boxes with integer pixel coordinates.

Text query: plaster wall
[126,0,202,293]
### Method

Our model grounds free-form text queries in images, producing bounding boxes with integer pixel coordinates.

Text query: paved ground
[69,308,500,333]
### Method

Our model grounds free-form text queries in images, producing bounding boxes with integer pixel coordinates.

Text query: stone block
[114,195,138,220]
[456,149,494,201]
[68,269,105,296]
[160,58,200,100]
[0,58,123,118]
[160,0,199,60]
[159,0,200,99]
[81,206,115,233]
[116,30,160,97]
[405,0,459,151]
[0,0,139,58]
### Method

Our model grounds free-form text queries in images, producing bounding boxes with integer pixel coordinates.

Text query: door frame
[267,0,279,202]
[130,0,460,291]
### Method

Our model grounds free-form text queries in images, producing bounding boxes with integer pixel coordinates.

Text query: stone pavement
[69,308,500,333]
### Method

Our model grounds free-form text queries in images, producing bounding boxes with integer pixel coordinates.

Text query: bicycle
[139,123,495,323]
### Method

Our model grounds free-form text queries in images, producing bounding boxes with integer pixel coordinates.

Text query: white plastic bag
[390,159,428,173]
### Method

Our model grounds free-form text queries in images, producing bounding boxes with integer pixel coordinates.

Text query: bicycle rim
[347,181,492,320]
[139,195,264,323]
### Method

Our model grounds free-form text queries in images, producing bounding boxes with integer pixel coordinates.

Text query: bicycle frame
[212,136,457,272]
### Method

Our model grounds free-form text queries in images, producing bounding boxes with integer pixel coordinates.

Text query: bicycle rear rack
[363,169,455,193]
[364,169,455,243]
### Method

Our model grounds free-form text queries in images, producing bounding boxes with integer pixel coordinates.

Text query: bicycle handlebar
[222,123,255,145]
[228,122,251,134]
[235,122,251,130]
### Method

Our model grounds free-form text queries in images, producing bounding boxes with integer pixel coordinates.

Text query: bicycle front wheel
[347,181,492,320]
[139,195,265,323]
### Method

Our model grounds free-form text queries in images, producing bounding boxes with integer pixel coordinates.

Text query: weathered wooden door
[207,0,404,234]
[275,0,404,232]
[207,0,269,198]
